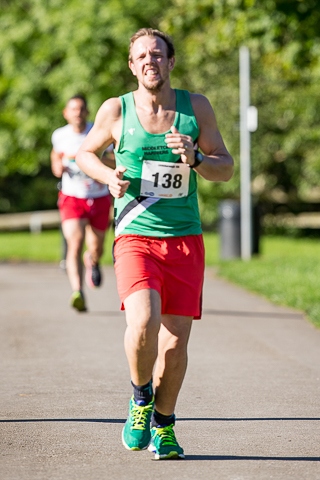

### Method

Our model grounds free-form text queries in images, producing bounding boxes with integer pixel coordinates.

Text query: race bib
[140,160,190,198]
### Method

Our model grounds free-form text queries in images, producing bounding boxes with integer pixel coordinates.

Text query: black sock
[131,379,153,405]
[151,409,176,428]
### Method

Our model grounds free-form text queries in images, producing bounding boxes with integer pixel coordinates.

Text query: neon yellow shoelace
[131,404,153,430]
[154,426,177,446]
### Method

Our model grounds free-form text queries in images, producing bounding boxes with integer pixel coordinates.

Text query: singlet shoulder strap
[118,92,137,151]
[175,89,194,115]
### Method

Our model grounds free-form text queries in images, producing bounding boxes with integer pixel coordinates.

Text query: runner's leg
[62,218,87,291]
[123,288,162,386]
[85,224,106,265]
[153,314,193,415]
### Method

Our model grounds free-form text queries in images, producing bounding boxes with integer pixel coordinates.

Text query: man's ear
[129,60,137,77]
[168,57,175,71]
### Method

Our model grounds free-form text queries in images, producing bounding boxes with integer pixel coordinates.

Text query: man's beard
[141,66,169,92]
[143,77,165,92]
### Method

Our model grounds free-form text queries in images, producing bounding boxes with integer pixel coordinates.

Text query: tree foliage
[0,0,319,221]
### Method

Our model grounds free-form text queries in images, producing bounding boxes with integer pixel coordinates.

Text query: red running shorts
[58,192,111,231]
[113,234,205,319]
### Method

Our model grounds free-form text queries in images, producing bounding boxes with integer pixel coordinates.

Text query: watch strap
[190,150,203,169]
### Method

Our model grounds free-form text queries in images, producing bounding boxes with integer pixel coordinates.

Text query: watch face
[191,150,204,168]
[196,151,203,162]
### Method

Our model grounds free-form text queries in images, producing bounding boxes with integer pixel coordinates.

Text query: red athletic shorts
[58,192,111,231]
[113,234,205,319]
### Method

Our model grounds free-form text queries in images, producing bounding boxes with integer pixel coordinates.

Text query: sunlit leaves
[0,0,320,216]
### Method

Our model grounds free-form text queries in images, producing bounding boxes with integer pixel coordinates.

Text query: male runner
[76,29,233,458]
[51,95,113,312]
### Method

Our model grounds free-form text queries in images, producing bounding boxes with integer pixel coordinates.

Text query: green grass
[1,230,319,328]
[0,229,115,264]
[205,234,320,329]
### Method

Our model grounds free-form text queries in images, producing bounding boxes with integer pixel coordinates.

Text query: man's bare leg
[147,314,192,460]
[83,224,106,288]
[122,288,161,451]
[61,218,88,311]
[62,218,86,291]
[85,224,106,265]
[123,288,161,385]
[153,314,193,416]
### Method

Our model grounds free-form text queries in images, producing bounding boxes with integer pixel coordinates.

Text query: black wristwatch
[190,150,204,169]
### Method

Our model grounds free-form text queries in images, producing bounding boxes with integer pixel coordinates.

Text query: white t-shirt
[51,123,110,199]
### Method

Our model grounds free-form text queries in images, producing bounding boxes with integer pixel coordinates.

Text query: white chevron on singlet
[115,197,160,236]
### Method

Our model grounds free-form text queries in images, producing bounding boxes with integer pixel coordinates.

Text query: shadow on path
[184,455,320,462]
[1,417,319,423]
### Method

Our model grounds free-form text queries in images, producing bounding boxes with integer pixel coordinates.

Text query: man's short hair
[67,94,88,108]
[129,28,175,61]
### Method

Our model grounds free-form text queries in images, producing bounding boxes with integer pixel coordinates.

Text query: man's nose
[145,52,156,63]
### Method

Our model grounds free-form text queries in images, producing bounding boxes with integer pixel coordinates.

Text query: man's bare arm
[76,97,130,198]
[50,149,64,178]
[101,148,116,169]
[165,94,234,182]
[192,94,234,181]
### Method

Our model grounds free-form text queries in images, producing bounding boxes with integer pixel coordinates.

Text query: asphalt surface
[1,262,319,479]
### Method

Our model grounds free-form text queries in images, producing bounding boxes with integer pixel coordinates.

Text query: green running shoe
[122,396,154,451]
[148,424,185,460]
[70,291,87,312]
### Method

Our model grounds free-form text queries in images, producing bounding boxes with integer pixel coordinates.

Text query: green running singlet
[114,89,202,237]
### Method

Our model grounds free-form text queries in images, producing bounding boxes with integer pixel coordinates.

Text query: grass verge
[0,229,115,264]
[204,233,320,329]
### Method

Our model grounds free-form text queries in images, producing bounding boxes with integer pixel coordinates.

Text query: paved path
[0,263,319,479]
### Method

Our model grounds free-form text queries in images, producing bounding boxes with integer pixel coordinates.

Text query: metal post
[239,46,252,260]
